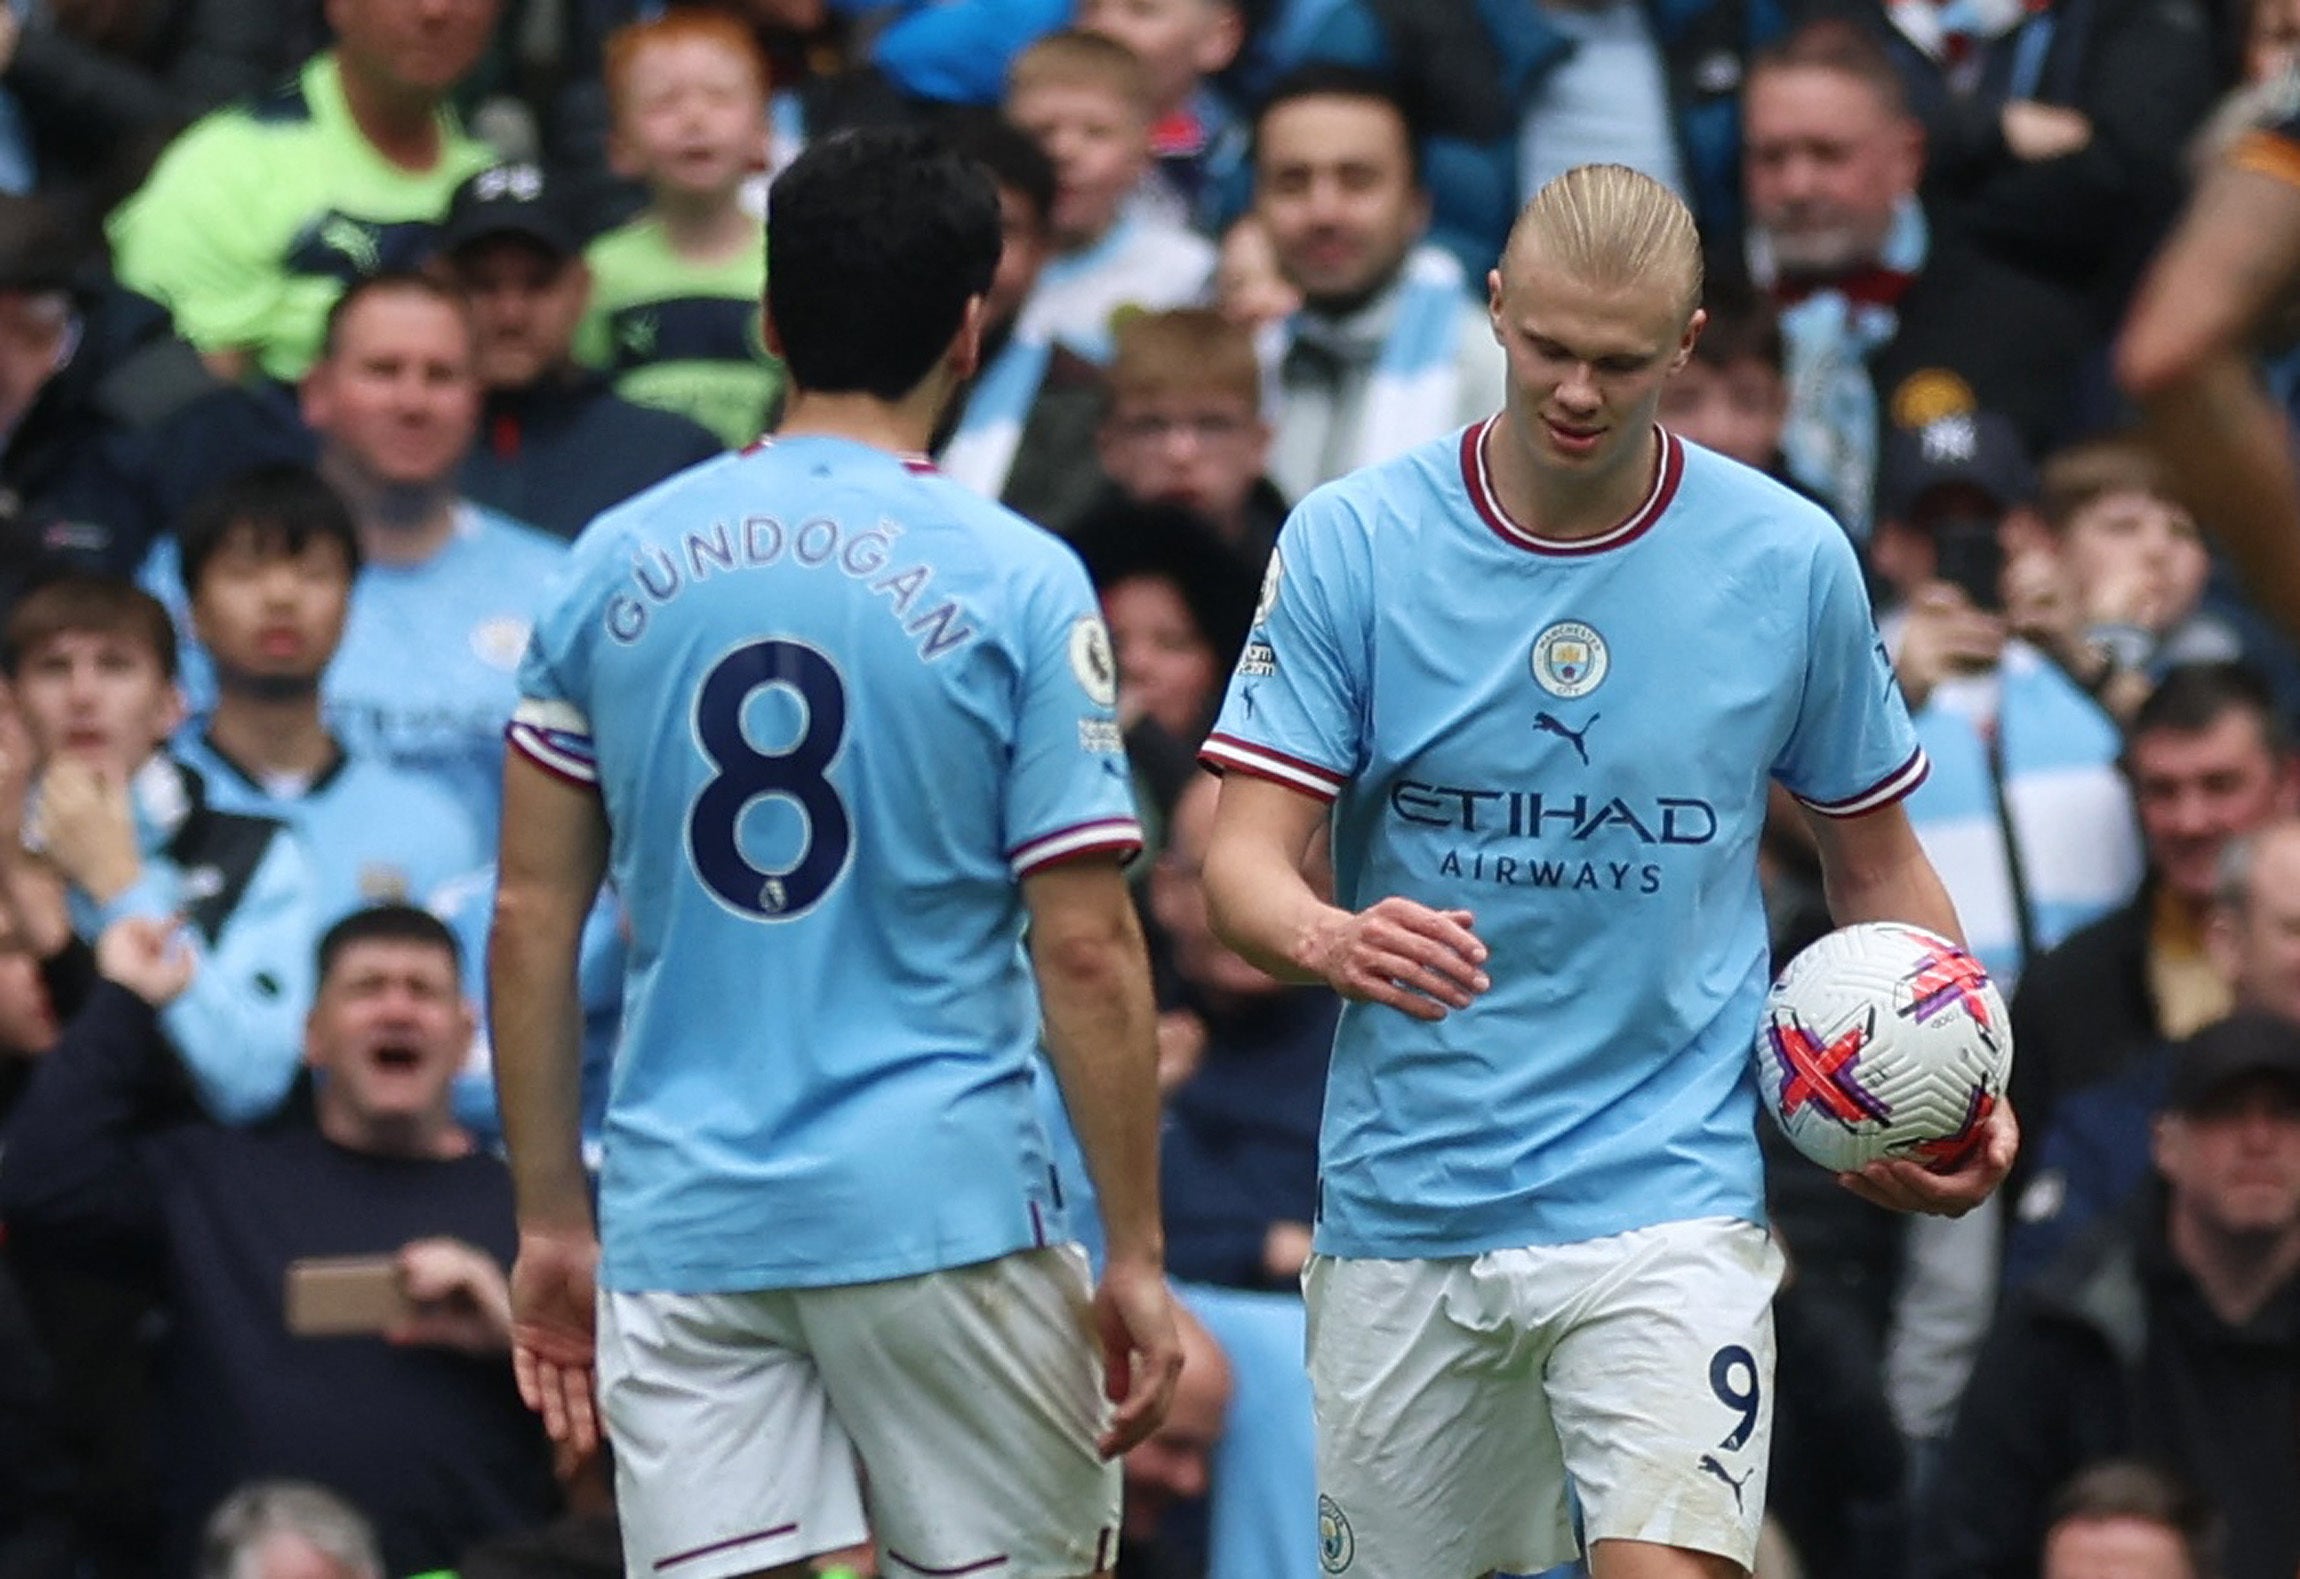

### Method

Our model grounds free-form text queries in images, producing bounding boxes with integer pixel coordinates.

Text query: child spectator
[1076,0,1248,231]
[577,8,785,449]
[1006,30,1216,362]
[1659,274,1792,479]
[1095,307,1284,570]
[0,576,317,1124]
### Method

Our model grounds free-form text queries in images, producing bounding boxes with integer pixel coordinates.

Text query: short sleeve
[506,550,604,789]
[1773,527,1929,816]
[1199,500,1368,802]
[1001,554,1143,878]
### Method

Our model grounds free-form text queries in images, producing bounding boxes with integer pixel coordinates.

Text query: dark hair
[1069,499,1259,679]
[1,574,178,681]
[176,465,362,599]
[2045,1461,2222,1579]
[317,903,463,988]
[2130,662,2288,758]
[1749,18,1911,119]
[939,106,1058,233]
[1692,269,1784,373]
[767,127,1003,402]
[318,270,471,364]
[1252,63,1422,185]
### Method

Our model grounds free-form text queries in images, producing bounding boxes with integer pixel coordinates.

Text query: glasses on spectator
[1112,411,1253,444]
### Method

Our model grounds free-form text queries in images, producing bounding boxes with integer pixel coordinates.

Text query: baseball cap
[440,163,581,260]
[1878,412,2036,524]
[2165,1009,2300,1113]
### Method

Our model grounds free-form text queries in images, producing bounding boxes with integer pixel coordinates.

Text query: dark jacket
[462,371,724,541]
[1831,0,2220,314]
[1919,1189,2300,1579]
[999,344,1110,538]
[0,985,557,1578]
[2006,890,2157,1180]
[1295,0,1788,279]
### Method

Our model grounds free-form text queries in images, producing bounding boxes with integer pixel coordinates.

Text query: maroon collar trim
[1460,416,1683,556]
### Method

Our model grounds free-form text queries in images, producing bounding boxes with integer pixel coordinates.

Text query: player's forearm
[1033,901,1166,1267]
[1822,841,1963,945]
[488,885,593,1236]
[2133,353,2300,642]
[1201,828,1344,985]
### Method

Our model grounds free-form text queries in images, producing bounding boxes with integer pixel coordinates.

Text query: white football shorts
[1305,1216,1784,1578]
[599,1245,1120,1579]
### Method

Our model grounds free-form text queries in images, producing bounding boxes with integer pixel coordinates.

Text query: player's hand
[391,1238,515,1356]
[1092,1255,1182,1459]
[1839,1097,2019,1216]
[509,1226,602,1456]
[1154,1009,1207,1095]
[96,916,195,1006]
[34,761,140,904]
[1894,585,2006,711]
[1263,1220,1313,1283]
[1309,897,1490,1021]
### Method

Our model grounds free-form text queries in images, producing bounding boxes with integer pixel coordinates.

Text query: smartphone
[285,1255,410,1336]
[1930,519,2005,613]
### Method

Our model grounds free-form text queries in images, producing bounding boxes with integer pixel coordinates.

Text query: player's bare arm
[489,750,609,1456]
[1202,772,1490,1022]
[1023,856,1182,1458]
[1803,800,2018,1216]
[2119,161,2300,639]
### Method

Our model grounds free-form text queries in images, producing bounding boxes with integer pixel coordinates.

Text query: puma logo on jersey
[1533,711,1598,765]
[1698,1453,1751,1511]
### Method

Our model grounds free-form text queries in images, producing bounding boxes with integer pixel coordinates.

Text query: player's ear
[948,294,988,384]
[761,307,787,361]
[1674,307,1707,372]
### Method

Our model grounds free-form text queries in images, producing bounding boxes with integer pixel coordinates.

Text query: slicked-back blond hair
[1504,164,1704,323]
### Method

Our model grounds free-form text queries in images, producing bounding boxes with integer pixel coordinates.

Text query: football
[1755,922,2013,1173]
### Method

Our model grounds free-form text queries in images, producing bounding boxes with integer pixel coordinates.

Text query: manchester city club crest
[1531,620,1608,699]
[1317,1495,1355,1573]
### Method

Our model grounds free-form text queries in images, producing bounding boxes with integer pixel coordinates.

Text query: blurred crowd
[0,1,2296,1577]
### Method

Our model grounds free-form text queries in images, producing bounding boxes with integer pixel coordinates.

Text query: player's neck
[2168,1198,2300,1326]
[651,194,755,264]
[334,54,445,172]
[1486,417,1661,542]
[205,690,336,785]
[778,382,948,459]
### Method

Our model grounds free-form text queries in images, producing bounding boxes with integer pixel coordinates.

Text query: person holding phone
[0,904,555,1578]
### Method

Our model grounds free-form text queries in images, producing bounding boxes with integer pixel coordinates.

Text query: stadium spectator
[1200,163,2008,1579]
[1118,1300,1233,1579]
[104,0,503,383]
[0,0,298,210]
[165,466,485,928]
[1076,0,1249,233]
[2008,664,2296,1173]
[1095,308,1286,572]
[1251,66,1505,502]
[0,905,557,1578]
[931,108,1112,533]
[197,1481,383,1579]
[441,162,721,539]
[1832,0,2218,314]
[1152,772,1335,1291]
[144,273,565,838]
[576,9,784,450]
[2040,1461,2223,1579]
[2008,817,2300,1282]
[1920,1010,2300,1579]
[1007,30,1217,362]
[0,192,305,614]
[1658,270,1793,478]
[1277,0,1783,283]
[0,575,317,1124]
[1741,18,2092,539]
[491,126,1178,1579]
[1874,412,2142,989]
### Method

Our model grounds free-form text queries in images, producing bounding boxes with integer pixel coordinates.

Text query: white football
[1755,922,2013,1173]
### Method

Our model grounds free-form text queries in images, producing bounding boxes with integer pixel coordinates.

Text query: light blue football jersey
[511,436,1143,1293]
[1202,420,1927,1258]
[144,503,567,840]
[177,731,485,924]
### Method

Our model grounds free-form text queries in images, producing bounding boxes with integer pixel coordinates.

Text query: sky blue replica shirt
[1202,421,1927,1258]
[510,438,1142,1293]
